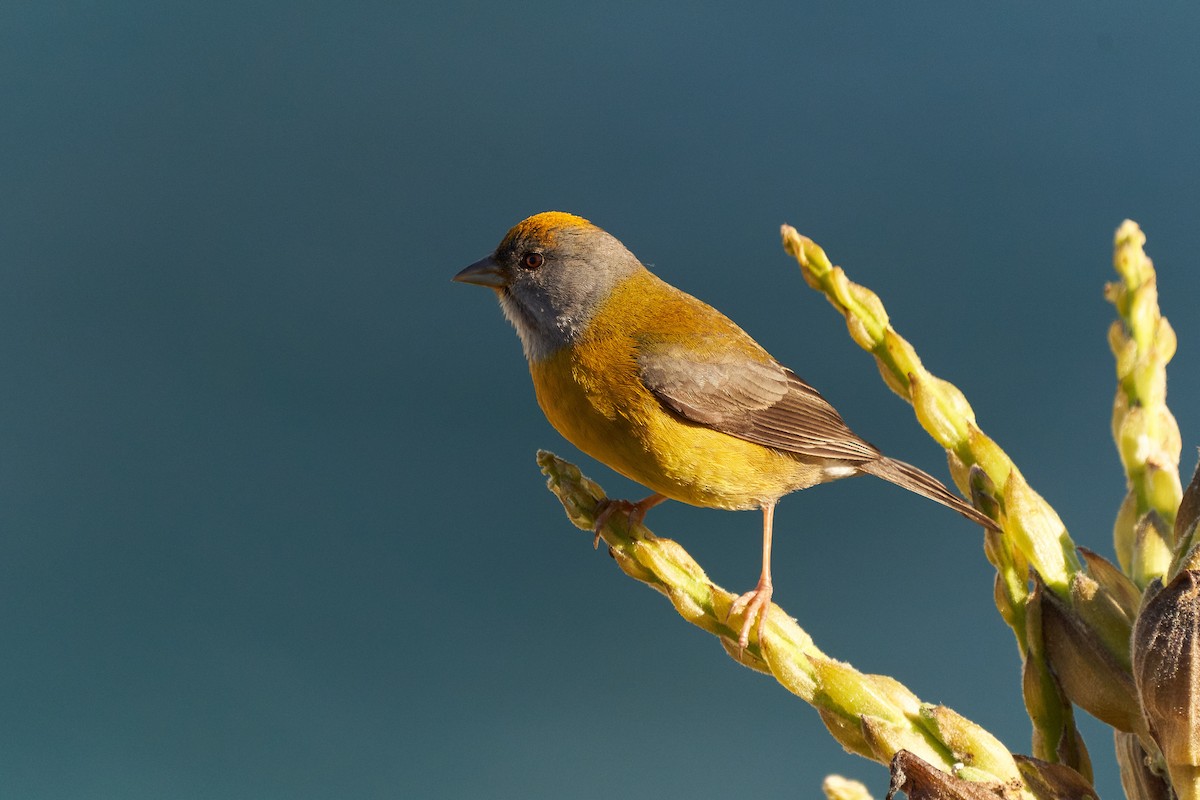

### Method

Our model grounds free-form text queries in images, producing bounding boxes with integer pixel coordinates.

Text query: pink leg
[729,501,776,649]
[592,493,667,547]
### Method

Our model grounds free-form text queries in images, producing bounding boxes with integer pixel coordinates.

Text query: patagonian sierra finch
[454,211,999,649]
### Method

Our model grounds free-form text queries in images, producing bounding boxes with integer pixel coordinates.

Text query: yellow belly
[529,345,824,510]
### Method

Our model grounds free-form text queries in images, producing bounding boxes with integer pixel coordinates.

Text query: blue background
[2,3,1198,798]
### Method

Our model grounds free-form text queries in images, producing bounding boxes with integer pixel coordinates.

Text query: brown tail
[858,456,1000,531]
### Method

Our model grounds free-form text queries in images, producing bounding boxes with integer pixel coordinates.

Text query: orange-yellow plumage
[499,211,597,252]
[530,270,826,510]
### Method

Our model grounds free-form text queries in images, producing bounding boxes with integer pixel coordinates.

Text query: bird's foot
[729,579,773,650]
[591,494,665,548]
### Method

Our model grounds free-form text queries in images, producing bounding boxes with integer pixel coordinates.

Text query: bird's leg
[729,501,776,650]
[592,493,667,547]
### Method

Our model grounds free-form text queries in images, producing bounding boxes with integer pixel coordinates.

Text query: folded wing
[637,336,880,463]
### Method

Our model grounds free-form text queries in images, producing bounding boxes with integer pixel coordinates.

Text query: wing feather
[637,337,880,462]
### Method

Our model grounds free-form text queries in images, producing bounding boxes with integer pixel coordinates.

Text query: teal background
[2,3,1198,798]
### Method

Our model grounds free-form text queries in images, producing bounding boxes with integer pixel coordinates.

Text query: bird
[453,211,998,649]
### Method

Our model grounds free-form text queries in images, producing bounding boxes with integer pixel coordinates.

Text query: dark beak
[452,257,508,288]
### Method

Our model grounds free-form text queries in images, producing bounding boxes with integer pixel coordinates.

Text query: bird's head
[453,211,643,360]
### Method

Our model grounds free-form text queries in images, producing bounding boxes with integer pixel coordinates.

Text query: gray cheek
[545,266,612,333]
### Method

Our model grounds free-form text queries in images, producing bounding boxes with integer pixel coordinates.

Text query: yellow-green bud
[1003,471,1079,594]
[875,357,912,399]
[910,372,973,450]
[1114,492,1138,575]
[793,233,833,286]
[1128,277,1158,350]
[818,706,875,760]
[828,266,857,312]
[758,626,819,699]
[813,660,917,724]
[1116,407,1153,475]
[846,313,877,353]
[823,775,874,800]
[845,285,888,351]
[1109,319,1134,373]
[538,450,605,530]
[917,705,1021,784]
[882,331,922,393]
[861,715,949,770]
[1113,219,1150,286]
[967,425,1012,492]
[991,573,1019,631]
[1131,511,1172,590]
[1145,461,1183,525]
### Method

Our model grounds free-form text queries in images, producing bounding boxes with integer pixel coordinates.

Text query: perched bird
[454,211,998,648]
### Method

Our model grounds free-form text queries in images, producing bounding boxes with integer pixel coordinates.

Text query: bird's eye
[521,252,544,270]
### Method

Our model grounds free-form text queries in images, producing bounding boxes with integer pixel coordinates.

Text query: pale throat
[498,289,590,363]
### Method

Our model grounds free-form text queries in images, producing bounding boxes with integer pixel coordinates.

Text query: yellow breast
[527,273,822,510]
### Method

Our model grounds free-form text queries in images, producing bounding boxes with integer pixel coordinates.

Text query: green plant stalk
[538,450,1033,798]
[780,226,1084,767]
[1107,220,1182,585]
[780,226,1082,593]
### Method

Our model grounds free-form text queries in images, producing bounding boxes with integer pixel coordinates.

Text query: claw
[591,493,666,548]
[729,579,773,651]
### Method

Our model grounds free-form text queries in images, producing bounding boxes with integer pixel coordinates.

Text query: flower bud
[1109,319,1135,377]
[1114,492,1138,575]
[1131,510,1172,590]
[824,775,874,800]
[967,425,1012,490]
[1132,569,1200,800]
[860,715,948,771]
[845,286,887,351]
[538,449,604,530]
[967,465,1000,524]
[817,707,874,760]
[813,659,919,723]
[810,661,956,768]
[1170,459,1200,577]
[811,660,921,763]
[910,372,972,450]
[1067,572,1132,670]
[877,357,911,398]
[1003,471,1080,594]
[1128,279,1158,350]
[885,750,1000,800]
[1177,459,1200,542]
[1013,755,1098,800]
[1113,220,1149,284]
[918,704,1021,785]
[1078,548,1141,621]
[1114,732,1171,800]
[1145,460,1183,522]
[1035,579,1142,733]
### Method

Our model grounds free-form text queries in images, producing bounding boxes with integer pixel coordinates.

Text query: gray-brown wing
[637,340,880,462]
